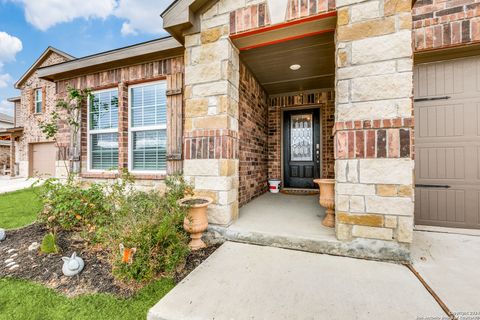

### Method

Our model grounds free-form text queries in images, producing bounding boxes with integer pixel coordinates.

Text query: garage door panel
[416,146,465,180]
[31,143,56,178]
[415,104,464,138]
[415,55,480,229]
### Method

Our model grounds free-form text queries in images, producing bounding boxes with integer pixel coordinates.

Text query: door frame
[281,105,322,188]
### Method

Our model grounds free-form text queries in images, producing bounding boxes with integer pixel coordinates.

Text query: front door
[283,109,320,188]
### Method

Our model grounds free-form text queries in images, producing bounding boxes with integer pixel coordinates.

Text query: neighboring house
[5,47,74,178]
[8,0,478,261]
[0,112,14,171]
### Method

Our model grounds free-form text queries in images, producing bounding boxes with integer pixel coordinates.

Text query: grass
[0,185,176,319]
[0,277,175,320]
[0,187,43,229]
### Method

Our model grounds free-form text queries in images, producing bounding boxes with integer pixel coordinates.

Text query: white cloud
[0,32,22,90]
[0,74,12,88]
[15,0,117,31]
[12,0,172,35]
[0,31,23,64]
[114,0,170,36]
[0,99,14,116]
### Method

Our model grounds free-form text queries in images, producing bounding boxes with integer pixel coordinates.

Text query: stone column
[183,1,245,226]
[334,0,414,259]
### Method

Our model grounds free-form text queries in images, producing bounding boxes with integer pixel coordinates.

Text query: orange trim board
[239,29,335,51]
[230,10,337,40]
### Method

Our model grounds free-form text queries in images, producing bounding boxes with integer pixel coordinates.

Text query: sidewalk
[0,177,40,194]
[412,230,480,314]
[149,241,445,320]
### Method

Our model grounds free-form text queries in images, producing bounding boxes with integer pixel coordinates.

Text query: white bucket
[268,179,281,193]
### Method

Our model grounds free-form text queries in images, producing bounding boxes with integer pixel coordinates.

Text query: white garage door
[414,55,480,229]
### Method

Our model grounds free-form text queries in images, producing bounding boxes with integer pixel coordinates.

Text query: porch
[230,192,334,244]
[220,192,408,260]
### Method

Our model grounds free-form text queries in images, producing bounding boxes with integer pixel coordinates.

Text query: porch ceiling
[240,32,335,95]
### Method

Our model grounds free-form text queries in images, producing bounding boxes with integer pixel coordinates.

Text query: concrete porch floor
[219,192,409,261]
[232,192,334,240]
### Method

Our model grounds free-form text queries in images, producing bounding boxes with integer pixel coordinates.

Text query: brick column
[183,2,245,226]
[334,0,414,258]
[118,82,128,170]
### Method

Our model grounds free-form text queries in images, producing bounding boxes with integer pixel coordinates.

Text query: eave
[37,37,184,82]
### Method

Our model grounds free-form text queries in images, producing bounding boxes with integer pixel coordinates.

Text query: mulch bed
[0,223,220,298]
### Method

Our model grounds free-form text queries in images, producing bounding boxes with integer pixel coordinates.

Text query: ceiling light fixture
[290,64,301,71]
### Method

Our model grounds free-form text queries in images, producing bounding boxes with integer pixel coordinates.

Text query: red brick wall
[413,0,480,51]
[230,0,336,35]
[334,117,414,160]
[238,62,268,207]
[321,100,335,179]
[56,57,184,180]
[268,91,335,181]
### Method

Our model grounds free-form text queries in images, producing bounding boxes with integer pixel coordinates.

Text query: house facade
[2,47,74,178]
[9,0,480,261]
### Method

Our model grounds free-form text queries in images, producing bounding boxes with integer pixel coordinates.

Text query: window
[129,81,167,172]
[34,88,42,113]
[88,89,119,171]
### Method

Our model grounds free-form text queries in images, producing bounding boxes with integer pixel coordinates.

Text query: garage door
[414,55,480,229]
[30,142,56,177]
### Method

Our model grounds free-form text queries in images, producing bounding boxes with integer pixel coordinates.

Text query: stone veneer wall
[413,0,480,51]
[16,51,71,177]
[334,0,414,256]
[56,56,184,189]
[238,62,268,207]
[268,91,335,181]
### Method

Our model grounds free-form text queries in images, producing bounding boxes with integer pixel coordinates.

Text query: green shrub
[106,176,192,282]
[38,176,112,232]
[40,233,59,254]
[37,173,193,283]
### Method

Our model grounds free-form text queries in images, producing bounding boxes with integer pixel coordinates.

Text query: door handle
[415,184,451,189]
[414,96,451,102]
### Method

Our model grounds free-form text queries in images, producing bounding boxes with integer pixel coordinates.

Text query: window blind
[89,90,119,171]
[129,82,167,172]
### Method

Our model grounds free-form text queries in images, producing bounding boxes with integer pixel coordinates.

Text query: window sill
[80,171,166,180]
[131,173,166,180]
[80,172,118,179]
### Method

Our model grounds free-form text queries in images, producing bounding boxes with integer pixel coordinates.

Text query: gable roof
[15,46,74,89]
[161,0,210,43]
[38,37,183,81]
[7,96,21,102]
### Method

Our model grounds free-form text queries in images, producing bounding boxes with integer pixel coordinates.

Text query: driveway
[149,242,445,320]
[0,177,40,194]
[412,230,480,316]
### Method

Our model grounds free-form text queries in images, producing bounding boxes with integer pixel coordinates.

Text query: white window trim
[87,88,119,173]
[128,80,167,175]
[34,88,42,114]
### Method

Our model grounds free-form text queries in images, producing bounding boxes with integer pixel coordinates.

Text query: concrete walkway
[149,242,445,320]
[0,177,40,194]
[412,230,480,314]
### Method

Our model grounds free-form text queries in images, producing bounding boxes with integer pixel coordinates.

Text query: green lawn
[0,187,174,319]
[0,187,43,229]
[0,278,174,320]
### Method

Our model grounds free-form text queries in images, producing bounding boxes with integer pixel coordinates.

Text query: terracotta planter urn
[313,179,336,228]
[178,197,213,250]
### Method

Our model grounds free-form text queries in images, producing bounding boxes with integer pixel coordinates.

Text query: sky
[0,0,174,116]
